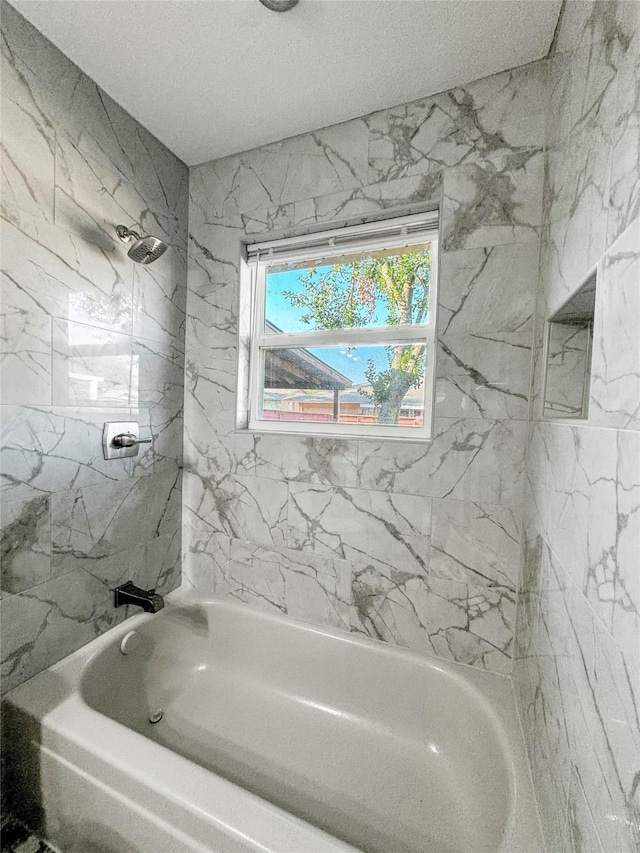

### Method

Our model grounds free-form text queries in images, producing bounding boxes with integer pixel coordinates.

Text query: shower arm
[116,225,141,243]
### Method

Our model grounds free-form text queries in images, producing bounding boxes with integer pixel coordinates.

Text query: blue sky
[266,266,393,384]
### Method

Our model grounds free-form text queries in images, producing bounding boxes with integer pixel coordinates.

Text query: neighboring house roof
[264,321,351,391]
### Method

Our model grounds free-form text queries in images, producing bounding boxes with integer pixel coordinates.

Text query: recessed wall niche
[542,274,596,420]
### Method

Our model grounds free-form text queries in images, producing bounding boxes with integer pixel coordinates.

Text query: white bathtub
[3,590,543,853]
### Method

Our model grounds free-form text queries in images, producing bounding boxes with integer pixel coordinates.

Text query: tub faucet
[114,581,164,613]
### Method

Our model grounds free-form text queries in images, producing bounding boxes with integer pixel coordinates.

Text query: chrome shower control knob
[112,432,152,448]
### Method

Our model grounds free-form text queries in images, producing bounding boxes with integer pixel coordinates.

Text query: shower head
[116,225,168,265]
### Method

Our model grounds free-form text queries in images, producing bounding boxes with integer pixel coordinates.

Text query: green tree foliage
[283,249,431,424]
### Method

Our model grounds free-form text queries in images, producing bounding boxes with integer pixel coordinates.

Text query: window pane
[261,343,427,428]
[264,243,433,334]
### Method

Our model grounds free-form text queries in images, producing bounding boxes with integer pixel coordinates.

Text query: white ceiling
[10,0,561,167]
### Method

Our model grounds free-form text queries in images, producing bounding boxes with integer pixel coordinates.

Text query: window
[243,211,439,440]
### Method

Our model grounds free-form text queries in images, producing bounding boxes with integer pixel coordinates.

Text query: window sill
[237,426,433,444]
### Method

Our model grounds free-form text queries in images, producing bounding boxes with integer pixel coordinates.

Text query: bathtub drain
[148,709,164,724]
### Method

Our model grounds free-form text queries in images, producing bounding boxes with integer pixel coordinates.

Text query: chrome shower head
[116,225,168,265]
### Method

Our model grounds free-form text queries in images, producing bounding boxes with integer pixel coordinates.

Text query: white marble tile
[54,132,145,253]
[133,264,186,347]
[0,557,129,694]
[590,219,640,430]
[438,242,538,335]
[0,406,132,502]
[1,495,51,596]
[240,119,370,210]
[52,320,138,408]
[181,520,230,596]
[0,273,52,405]
[130,405,183,479]
[357,418,525,505]
[366,61,546,184]
[134,124,188,251]
[430,499,520,590]
[350,564,432,653]
[441,151,544,251]
[287,483,431,574]
[422,571,515,674]
[608,20,640,243]
[566,766,605,853]
[129,528,182,597]
[50,470,181,577]
[252,434,359,488]
[0,213,134,334]
[224,539,351,630]
[0,2,82,139]
[436,331,531,419]
[183,404,255,480]
[186,473,288,550]
[293,173,443,229]
[0,69,55,223]
[52,320,184,411]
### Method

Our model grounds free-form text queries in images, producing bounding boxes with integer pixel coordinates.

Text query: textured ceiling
[10,0,562,166]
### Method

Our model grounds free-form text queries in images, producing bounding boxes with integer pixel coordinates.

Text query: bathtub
[2,590,543,853]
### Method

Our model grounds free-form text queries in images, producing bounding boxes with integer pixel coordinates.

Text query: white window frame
[245,213,439,441]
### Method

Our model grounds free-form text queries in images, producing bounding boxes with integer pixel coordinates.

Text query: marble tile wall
[514,2,640,851]
[0,2,188,693]
[183,53,549,675]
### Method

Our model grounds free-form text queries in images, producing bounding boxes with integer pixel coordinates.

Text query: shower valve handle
[112,432,152,448]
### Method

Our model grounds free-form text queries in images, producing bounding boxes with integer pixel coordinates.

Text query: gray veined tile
[350,564,432,653]
[566,766,605,853]
[52,319,138,408]
[235,118,370,210]
[438,242,538,335]
[422,570,515,674]
[590,218,640,430]
[133,263,187,347]
[0,213,134,335]
[184,288,238,364]
[189,159,244,229]
[366,61,546,185]
[0,2,82,135]
[181,520,230,596]
[441,150,544,251]
[52,319,184,411]
[1,495,51,597]
[54,132,145,253]
[435,331,532,420]
[252,433,359,489]
[0,559,129,695]
[430,499,521,590]
[0,72,55,223]
[241,202,296,237]
[294,173,443,229]
[186,351,238,415]
[429,500,521,675]
[191,474,288,551]
[0,271,52,406]
[0,406,132,502]
[224,539,351,630]
[50,470,182,577]
[130,406,183,479]
[187,227,241,316]
[608,23,640,243]
[134,123,188,243]
[128,528,182,597]
[287,483,431,574]
[357,418,526,506]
